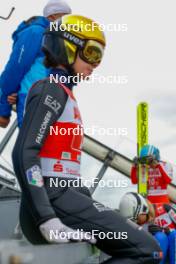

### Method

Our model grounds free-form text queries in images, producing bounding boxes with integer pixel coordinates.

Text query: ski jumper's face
[72,53,99,80]
[137,214,148,225]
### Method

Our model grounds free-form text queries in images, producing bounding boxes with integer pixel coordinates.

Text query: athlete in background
[12,15,162,264]
[131,145,174,228]
[131,145,173,205]
[131,146,175,263]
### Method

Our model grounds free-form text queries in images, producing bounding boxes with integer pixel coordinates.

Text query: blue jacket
[0,16,50,127]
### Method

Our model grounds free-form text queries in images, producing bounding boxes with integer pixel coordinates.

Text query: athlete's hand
[148,224,163,235]
[7,93,17,105]
[163,227,170,235]
[39,218,96,244]
[0,116,10,128]
[133,157,139,166]
[39,218,77,243]
[138,156,148,165]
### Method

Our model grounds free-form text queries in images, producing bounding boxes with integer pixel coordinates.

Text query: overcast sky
[1,0,176,171]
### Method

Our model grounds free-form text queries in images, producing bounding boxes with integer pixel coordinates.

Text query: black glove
[134,156,149,165]
[133,155,157,166]
[140,155,158,165]
[133,157,139,166]
[148,224,163,235]
[163,227,170,235]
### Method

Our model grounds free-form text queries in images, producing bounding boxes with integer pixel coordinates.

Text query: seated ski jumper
[12,69,162,264]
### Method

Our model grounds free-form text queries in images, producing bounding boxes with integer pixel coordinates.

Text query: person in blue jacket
[0,0,71,128]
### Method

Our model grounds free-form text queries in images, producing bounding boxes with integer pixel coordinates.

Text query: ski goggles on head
[79,40,104,65]
[139,155,155,165]
[55,28,105,65]
[132,192,149,219]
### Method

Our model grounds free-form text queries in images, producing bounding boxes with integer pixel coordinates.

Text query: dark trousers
[20,178,162,264]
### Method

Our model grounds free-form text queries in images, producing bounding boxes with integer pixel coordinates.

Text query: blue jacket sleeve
[0,25,45,117]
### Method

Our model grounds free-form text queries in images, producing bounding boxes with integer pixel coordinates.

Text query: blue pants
[154,232,168,264]
[155,230,176,264]
[168,230,176,264]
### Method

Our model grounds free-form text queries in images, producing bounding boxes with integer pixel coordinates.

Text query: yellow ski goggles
[53,29,105,65]
[79,40,104,65]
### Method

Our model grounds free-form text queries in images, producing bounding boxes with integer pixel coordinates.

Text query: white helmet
[119,192,149,221]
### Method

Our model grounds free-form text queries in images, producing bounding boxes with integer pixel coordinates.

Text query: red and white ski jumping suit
[39,82,83,179]
[131,161,173,204]
[154,203,176,231]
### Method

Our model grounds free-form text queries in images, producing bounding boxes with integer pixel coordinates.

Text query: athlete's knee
[154,232,168,263]
[139,233,163,263]
[154,231,168,246]
[168,230,176,264]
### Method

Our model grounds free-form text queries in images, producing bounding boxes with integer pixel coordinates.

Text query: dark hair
[42,48,75,77]
[43,49,59,68]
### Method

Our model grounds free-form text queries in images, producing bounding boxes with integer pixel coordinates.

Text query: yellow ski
[137,102,149,197]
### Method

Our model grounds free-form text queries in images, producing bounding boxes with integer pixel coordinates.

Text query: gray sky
[1,0,176,167]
